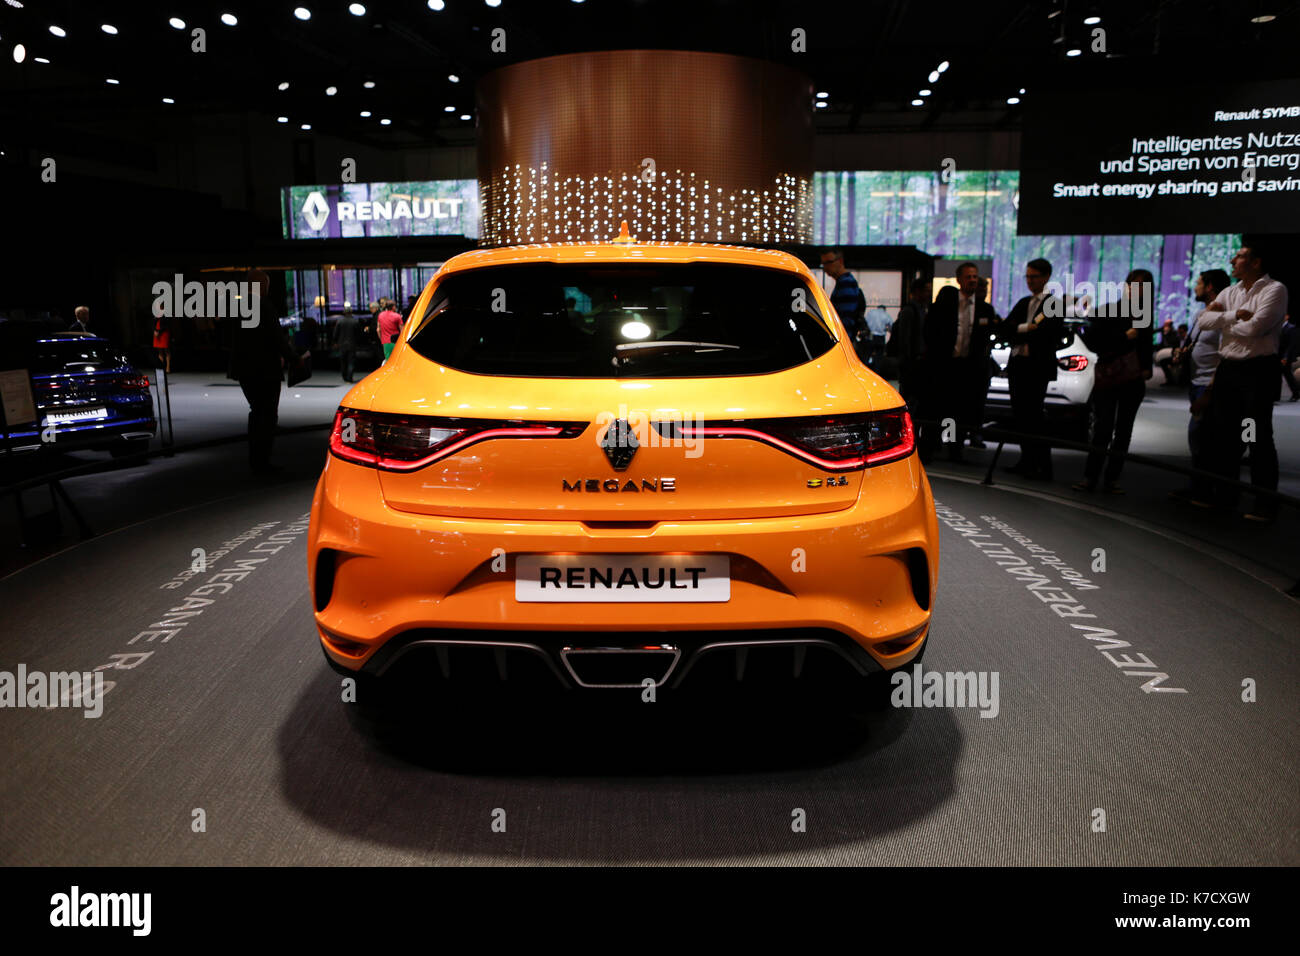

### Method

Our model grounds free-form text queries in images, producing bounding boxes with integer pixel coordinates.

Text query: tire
[109,438,151,459]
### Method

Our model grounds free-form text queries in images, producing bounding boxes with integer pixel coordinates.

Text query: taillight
[329,408,585,471]
[656,409,914,471]
[1058,354,1089,372]
[119,374,151,389]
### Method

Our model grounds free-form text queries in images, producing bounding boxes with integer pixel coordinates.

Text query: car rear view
[308,240,938,707]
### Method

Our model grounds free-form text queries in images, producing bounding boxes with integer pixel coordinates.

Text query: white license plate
[515,554,730,603]
[42,406,107,425]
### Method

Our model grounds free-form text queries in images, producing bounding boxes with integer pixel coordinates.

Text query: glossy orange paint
[308,239,938,676]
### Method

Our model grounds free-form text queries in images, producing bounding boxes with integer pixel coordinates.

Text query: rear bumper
[308,452,939,681]
[1,416,157,453]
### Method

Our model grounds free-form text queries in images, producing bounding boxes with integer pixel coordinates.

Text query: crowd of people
[822,240,1294,522]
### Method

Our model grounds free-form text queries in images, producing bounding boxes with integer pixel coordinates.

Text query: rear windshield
[0,336,127,375]
[407,262,836,378]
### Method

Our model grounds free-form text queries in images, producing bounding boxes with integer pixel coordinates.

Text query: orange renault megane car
[308,228,938,705]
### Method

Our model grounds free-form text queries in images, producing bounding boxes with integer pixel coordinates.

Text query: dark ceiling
[2,0,1298,151]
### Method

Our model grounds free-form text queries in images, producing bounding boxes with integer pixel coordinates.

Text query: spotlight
[1251,14,1276,23]
[444,105,455,112]
[301,123,312,130]
[814,101,827,109]
[278,81,290,91]
[294,7,311,20]
[101,24,118,35]
[168,17,186,30]
[448,74,460,83]
[428,0,445,9]
[380,118,392,125]
[360,110,371,117]
[1006,96,1020,105]
[459,113,471,120]
[1066,48,1082,56]
[486,0,502,7]
[326,86,337,96]
[221,13,238,26]
[1083,16,1100,24]
[363,80,375,89]
[919,89,931,96]
[815,91,828,99]
[937,60,949,72]
[349,3,367,14]
[106,77,119,85]
[49,25,66,37]
[12,43,25,63]
[911,98,923,106]
[928,70,940,83]
[35,56,50,64]
[277,116,288,123]
[163,97,175,104]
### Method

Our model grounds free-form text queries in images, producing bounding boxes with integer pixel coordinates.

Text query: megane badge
[600,419,639,471]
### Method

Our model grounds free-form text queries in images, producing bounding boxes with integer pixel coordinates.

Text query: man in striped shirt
[820,248,868,356]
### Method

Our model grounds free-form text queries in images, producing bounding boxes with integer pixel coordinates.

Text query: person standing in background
[1171,269,1228,504]
[864,303,893,369]
[1197,240,1288,521]
[1001,258,1062,480]
[69,306,91,334]
[918,284,960,463]
[377,299,404,361]
[1073,269,1155,494]
[334,306,360,383]
[889,278,930,407]
[229,270,303,476]
[820,248,869,361]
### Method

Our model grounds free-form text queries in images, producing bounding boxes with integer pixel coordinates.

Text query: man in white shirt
[1196,241,1288,520]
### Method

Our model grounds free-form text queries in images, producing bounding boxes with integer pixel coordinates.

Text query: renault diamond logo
[302,191,330,232]
[600,419,639,471]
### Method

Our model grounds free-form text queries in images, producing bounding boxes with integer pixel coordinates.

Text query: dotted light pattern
[481,165,812,245]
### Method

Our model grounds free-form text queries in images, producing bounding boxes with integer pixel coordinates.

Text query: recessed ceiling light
[937,60,949,72]
[278,81,290,91]
[911,98,923,106]
[168,17,186,30]
[301,123,312,130]
[460,113,471,120]
[816,91,828,99]
[919,89,932,96]
[448,74,460,83]
[428,0,445,9]
[1066,48,1082,56]
[326,86,337,96]
[101,24,118,35]
[928,70,940,83]
[1019,87,1026,94]
[221,13,238,27]
[277,116,288,123]
[163,97,175,104]
[444,105,455,112]
[1083,15,1100,24]
[12,43,25,63]
[49,25,66,37]
[486,0,502,7]
[363,80,375,89]
[34,56,49,64]
[1250,14,1275,23]
[380,118,391,125]
[106,77,119,85]
[1006,96,1021,105]
[349,3,367,14]
[360,110,371,117]
[294,7,311,21]
[814,101,827,109]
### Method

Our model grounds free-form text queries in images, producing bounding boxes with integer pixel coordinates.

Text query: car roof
[437,241,815,282]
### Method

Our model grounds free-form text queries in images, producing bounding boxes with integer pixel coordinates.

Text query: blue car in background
[1,331,157,458]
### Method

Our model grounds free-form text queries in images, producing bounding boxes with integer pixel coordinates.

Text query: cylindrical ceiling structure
[476,50,814,247]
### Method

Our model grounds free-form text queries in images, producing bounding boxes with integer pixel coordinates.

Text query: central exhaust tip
[560,645,681,689]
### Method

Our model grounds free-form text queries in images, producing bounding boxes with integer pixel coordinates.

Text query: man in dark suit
[228,270,303,475]
[923,262,999,461]
[1000,258,1063,479]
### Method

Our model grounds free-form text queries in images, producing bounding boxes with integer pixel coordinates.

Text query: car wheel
[109,438,151,459]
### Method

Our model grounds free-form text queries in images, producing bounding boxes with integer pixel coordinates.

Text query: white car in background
[984,322,1097,439]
